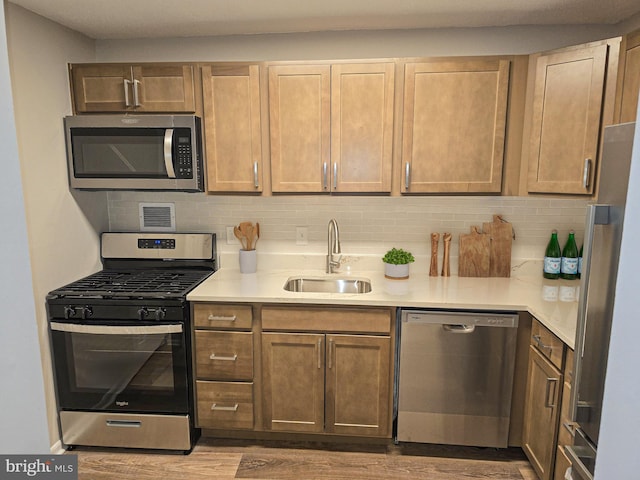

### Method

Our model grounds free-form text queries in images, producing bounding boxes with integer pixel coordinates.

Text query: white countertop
[188,257,579,348]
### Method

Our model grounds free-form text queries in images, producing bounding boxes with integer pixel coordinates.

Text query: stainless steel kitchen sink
[283,276,372,294]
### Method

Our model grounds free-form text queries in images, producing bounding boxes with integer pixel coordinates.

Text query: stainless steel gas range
[46,233,216,453]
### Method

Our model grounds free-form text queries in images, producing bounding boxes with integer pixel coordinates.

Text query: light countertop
[188,257,579,349]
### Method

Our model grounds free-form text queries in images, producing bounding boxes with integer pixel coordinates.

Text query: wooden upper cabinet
[527,45,607,194]
[331,63,394,193]
[269,63,394,193]
[202,64,263,193]
[402,59,510,193]
[70,64,195,113]
[619,30,640,123]
[269,65,331,193]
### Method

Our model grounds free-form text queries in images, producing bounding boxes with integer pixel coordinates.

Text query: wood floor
[72,438,537,480]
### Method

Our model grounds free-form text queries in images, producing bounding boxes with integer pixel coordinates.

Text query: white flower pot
[384,262,410,280]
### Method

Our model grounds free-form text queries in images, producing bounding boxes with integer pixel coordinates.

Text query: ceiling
[9,0,640,40]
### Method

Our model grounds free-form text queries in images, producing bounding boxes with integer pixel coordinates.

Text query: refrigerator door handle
[570,204,611,420]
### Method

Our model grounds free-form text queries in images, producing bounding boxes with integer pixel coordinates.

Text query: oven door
[50,321,189,414]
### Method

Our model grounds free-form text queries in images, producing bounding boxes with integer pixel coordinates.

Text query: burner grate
[51,269,213,299]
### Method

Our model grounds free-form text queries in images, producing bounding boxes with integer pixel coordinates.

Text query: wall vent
[139,203,176,232]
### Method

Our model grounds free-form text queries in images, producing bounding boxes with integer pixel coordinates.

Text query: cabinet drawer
[553,445,572,480]
[564,348,574,383]
[195,331,253,380]
[262,306,392,333]
[196,381,254,430]
[194,303,252,329]
[531,320,564,369]
[557,380,574,447]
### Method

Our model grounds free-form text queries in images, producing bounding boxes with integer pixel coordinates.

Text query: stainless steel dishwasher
[396,309,518,448]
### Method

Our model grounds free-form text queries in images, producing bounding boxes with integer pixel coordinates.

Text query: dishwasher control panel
[402,310,518,328]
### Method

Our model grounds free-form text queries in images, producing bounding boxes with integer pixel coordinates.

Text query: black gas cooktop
[48,269,214,300]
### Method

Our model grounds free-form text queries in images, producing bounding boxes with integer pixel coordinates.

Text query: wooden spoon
[254,222,260,248]
[234,225,248,250]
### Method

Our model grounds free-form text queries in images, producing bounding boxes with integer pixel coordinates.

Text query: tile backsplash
[107,192,588,270]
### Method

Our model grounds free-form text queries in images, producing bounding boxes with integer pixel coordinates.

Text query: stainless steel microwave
[64,115,204,191]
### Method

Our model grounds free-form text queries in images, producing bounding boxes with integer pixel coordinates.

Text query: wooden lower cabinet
[196,381,254,430]
[261,332,391,437]
[522,345,563,480]
[193,303,256,431]
[261,332,325,433]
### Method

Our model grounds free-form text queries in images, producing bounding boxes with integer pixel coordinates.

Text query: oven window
[72,333,175,392]
[51,325,189,413]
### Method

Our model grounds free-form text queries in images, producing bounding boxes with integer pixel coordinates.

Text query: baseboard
[50,440,65,454]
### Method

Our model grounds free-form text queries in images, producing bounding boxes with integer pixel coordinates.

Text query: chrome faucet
[326,218,342,273]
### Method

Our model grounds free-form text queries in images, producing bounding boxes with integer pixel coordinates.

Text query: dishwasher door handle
[442,324,475,333]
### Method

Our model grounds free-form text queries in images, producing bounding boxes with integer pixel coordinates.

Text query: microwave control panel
[175,128,193,179]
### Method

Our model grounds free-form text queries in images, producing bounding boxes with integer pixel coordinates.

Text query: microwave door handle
[164,128,177,178]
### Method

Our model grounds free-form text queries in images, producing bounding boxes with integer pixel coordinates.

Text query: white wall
[95,24,619,63]
[0,1,48,453]
[5,4,108,448]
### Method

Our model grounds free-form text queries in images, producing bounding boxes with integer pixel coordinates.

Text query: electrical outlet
[226,226,236,244]
[296,226,309,245]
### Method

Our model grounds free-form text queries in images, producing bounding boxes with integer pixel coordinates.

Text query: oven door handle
[50,322,183,335]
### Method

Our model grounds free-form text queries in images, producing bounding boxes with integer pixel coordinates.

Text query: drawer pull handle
[211,403,239,412]
[208,314,236,322]
[563,421,578,437]
[545,377,558,408]
[106,420,141,428]
[209,353,238,361]
[533,334,554,352]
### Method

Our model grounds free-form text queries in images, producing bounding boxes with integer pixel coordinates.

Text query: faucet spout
[326,218,342,273]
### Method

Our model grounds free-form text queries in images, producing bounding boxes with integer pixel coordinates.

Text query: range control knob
[137,307,149,320]
[154,308,166,321]
[82,306,93,319]
[64,306,76,319]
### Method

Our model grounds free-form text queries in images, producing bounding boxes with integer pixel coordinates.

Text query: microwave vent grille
[139,203,176,232]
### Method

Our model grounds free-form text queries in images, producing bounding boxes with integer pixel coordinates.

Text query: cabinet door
[331,63,394,193]
[325,335,391,437]
[131,65,195,112]
[202,64,263,192]
[261,332,325,433]
[523,345,563,480]
[620,31,640,123]
[71,64,133,112]
[527,45,607,194]
[402,59,509,193]
[269,65,331,193]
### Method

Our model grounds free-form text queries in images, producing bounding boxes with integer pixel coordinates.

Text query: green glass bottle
[561,230,579,280]
[543,230,561,279]
[578,244,583,279]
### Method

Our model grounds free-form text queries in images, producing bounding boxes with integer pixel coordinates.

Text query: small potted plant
[382,247,415,279]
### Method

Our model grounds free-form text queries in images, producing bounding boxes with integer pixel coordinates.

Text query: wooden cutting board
[458,226,490,277]
[483,215,513,277]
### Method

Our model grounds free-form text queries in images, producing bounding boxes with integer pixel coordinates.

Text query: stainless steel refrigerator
[565,122,636,479]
